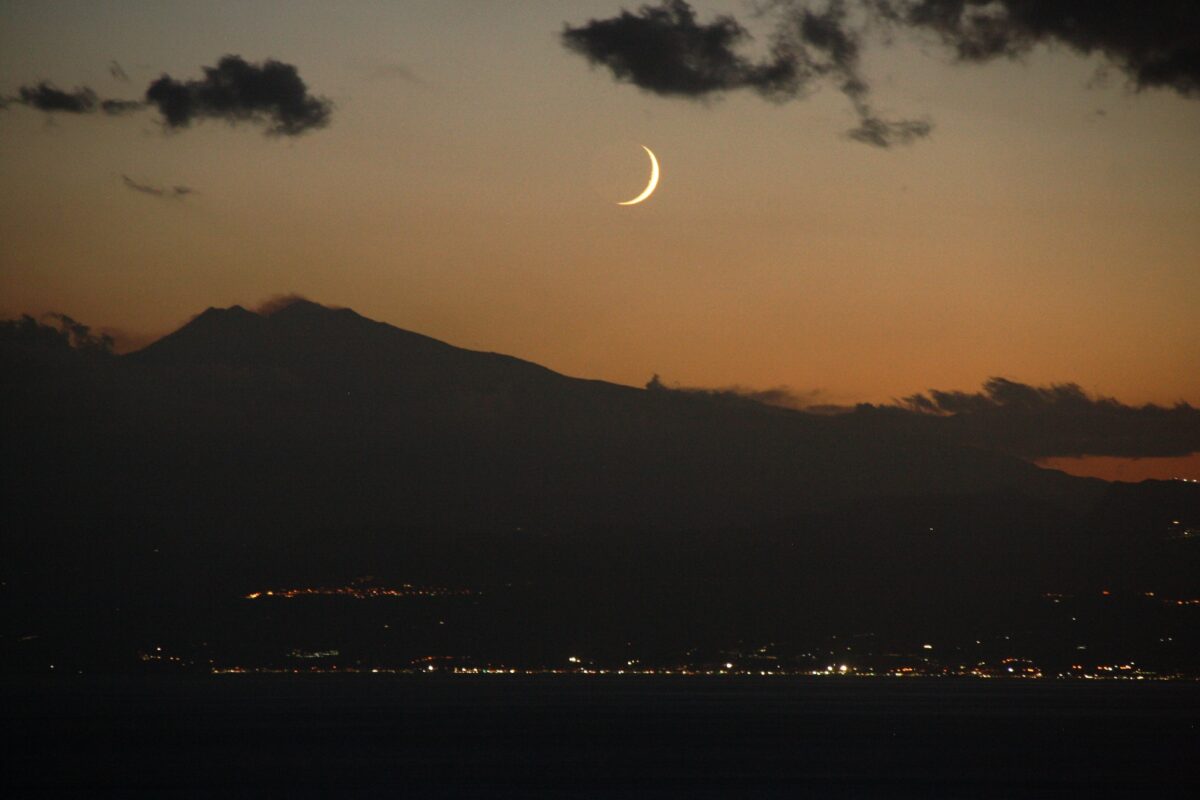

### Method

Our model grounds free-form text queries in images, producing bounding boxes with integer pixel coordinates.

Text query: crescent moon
[617,145,660,206]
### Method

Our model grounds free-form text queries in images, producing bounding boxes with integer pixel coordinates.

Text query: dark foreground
[4,676,1198,798]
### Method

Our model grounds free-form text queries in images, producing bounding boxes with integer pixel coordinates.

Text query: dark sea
[5,675,1198,798]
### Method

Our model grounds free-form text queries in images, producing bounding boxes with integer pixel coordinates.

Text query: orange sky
[2,2,1198,419]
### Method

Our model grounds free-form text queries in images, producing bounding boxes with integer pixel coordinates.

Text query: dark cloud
[109,60,130,82]
[897,377,1200,459]
[122,175,195,199]
[877,0,1200,97]
[145,55,332,135]
[659,373,1200,457]
[101,99,145,115]
[17,82,98,113]
[561,0,929,146]
[4,56,328,137]
[561,0,801,99]
[563,1,1197,145]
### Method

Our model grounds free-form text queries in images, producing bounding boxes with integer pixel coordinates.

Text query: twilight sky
[1,1,1198,476]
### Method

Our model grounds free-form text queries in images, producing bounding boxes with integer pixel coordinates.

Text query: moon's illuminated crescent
[617,145,659,206]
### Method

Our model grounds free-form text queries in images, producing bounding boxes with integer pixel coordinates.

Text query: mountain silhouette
[132,300,574,392]
[111,298,1099,530]
[3,298,1196,672]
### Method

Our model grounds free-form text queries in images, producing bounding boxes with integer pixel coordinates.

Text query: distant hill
[3,299,1197,672]
[107,299,1100,530]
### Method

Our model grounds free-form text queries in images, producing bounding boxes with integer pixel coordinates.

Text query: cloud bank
[897,377,1200,459]
[875,0,1200,97]
[657,374,1199,459]
[563,1,1200,146]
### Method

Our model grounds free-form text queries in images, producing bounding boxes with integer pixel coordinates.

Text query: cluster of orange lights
[244,583,471,600]
[1137,591,1199,606]
[1043,590,1200,606]
[138,646,189,666]
[208,665,1193,680]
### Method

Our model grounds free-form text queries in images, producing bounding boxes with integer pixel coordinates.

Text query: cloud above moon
[562,0,931,147]
[562,1,1200,147]
[562,0,801,98]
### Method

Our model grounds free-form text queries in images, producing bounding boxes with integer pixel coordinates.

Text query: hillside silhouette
[119,299,1104,529]
[3,299,1197,671]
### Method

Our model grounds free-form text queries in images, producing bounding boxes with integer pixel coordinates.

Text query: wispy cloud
[645,374,837,411]
[367,62,424,85]
[122,174,195,199]
[101,99,144,115]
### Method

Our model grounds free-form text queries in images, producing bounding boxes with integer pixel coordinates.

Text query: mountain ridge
[126,298,638,404]
[4,298,1198,673]
[12,298,1107,513]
